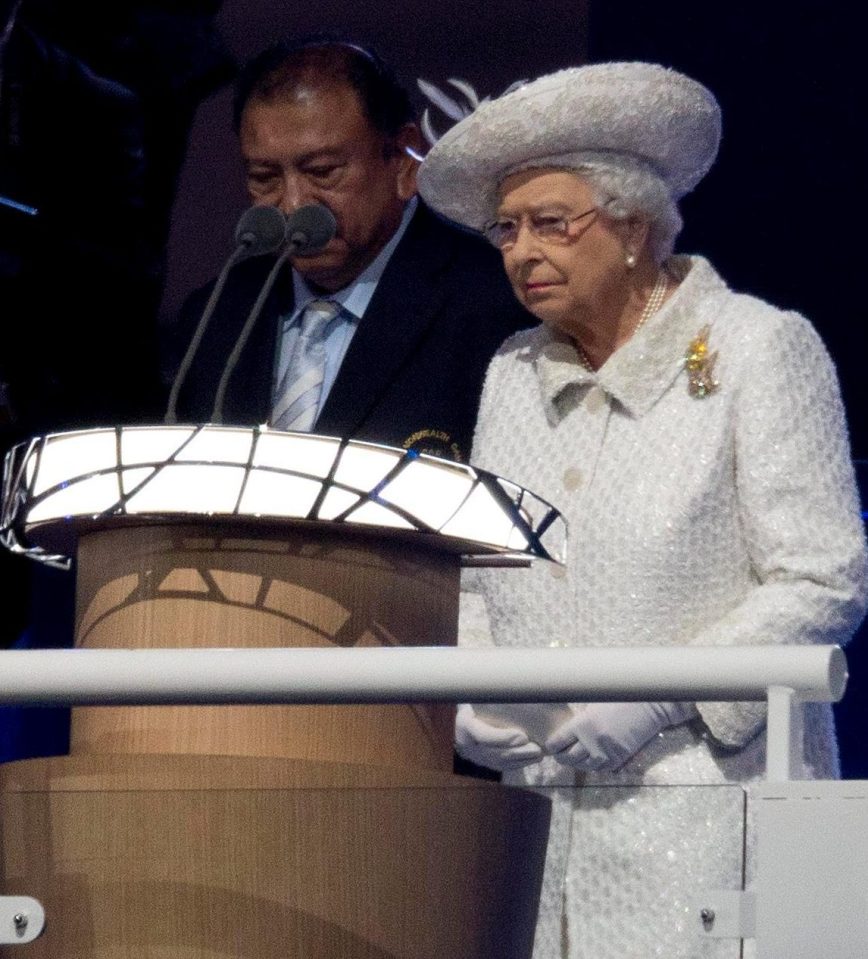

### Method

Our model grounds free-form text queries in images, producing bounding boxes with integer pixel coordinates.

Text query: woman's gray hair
[569,151,682,264]
[506,150,683,264]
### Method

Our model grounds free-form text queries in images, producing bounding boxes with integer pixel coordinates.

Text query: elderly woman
[417,63,867,959]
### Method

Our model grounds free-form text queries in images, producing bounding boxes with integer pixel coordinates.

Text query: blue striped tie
[270,300,339,432]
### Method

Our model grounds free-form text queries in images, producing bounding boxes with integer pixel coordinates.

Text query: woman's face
[495,169,633,335]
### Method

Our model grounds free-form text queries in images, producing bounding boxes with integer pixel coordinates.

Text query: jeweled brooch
[684,325,719,398]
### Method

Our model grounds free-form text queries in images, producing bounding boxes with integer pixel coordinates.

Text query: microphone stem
[164,243,250,425]
[209,249,291,424]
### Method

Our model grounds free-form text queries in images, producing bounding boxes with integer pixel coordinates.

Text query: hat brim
[417,61,721,231]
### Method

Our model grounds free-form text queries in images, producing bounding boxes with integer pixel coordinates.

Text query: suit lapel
[316,205,455,438]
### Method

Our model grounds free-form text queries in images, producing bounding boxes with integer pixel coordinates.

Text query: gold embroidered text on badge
[685,325,719,398]
[402,429,463,462]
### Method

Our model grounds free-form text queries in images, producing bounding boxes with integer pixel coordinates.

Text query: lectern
[0,425,562,958]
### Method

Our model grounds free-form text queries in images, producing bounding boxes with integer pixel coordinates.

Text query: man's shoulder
[396,202,526,308]
[407,201,500,262]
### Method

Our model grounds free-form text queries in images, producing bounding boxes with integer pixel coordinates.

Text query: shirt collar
[291,197,418,322]
[531,256,731,419]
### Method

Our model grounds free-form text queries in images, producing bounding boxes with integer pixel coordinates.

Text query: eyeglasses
[483,207,598,250]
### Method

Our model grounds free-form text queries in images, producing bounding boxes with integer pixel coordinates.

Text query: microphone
[286,204,338,256]
[235,205,288,258]
[164,205,288,424]
[209,204,337,424]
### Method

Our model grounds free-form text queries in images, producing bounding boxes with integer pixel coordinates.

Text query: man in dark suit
[169,39,533,463]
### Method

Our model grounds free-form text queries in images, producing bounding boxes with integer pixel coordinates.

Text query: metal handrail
[0,644,846,782]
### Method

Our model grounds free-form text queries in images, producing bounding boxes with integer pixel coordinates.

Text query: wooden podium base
[1,434,555,957]
[1,522,552,957]
[72,525,459,771]
[0,754,550,959]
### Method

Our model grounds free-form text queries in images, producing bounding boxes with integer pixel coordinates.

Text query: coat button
[584,386,606,414]
[563,467,583,491]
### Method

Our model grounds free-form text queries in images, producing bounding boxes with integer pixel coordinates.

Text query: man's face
[240,82,417,292]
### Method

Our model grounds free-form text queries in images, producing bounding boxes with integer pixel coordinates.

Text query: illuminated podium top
[1,424,566,569]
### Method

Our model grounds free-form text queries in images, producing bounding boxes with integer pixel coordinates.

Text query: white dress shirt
[272,198,418,422]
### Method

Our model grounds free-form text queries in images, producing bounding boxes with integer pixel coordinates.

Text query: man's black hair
[232,37,416,138]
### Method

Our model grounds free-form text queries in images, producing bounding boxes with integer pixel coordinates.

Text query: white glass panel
[332,445,402,492]
[540,522,568,565]
[173,427,254,465]
[344,500,415,530]
[121,467,157,496]
[120,426,196,466]
[497,477,524,505]
[24,449,37,487]
[440,482,515,547]
[254,432,340,479]
[379,459,475,528]
[33,430,118,496]
[239,471,323,517]
[506,523,531,551]
[317,487,362,520]
[123,464,246,514]
[11,428,569,566]
[28,473,122,521]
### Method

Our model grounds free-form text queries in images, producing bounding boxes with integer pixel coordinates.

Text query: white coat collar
[527,256,730,419]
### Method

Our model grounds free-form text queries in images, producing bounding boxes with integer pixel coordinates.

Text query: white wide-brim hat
[417,61,722,231]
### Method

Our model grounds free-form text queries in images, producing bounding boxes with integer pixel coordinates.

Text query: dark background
[160,0,592,323]
[1,1,865,773]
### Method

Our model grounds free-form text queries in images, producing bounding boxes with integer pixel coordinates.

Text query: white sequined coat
[461,256,868,959]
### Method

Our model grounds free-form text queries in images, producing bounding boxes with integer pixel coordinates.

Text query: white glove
[545,701,696,772]
[455,703,545,771]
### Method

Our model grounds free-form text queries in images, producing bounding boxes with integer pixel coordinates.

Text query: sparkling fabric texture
[417,62,721,231]
[460,256,868,959]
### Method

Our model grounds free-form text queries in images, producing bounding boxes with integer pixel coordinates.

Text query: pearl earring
[625,252,637,269]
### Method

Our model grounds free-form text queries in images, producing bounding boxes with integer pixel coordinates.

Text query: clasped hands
[455,701,695,773]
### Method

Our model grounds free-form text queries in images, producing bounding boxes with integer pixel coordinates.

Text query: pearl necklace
[575,270,669,372]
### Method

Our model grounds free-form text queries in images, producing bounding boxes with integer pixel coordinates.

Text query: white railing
[0,645,845,782]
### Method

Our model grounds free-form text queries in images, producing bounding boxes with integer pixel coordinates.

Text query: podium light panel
[1,425,566,569]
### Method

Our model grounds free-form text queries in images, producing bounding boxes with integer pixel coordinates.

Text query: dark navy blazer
[169,203,535,463]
